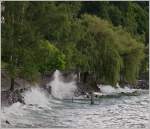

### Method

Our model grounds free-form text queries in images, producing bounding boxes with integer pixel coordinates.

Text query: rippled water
[1,90,149,128]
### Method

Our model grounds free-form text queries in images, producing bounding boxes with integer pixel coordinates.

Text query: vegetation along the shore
[1,1,149,90]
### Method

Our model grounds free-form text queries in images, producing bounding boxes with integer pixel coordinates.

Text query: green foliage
[79,15,123,85]
[1,1,148,86]
[78,14,144,85]
[37,40,66,73]
[1,61,8,69]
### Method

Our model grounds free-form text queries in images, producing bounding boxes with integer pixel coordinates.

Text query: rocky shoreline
[1,70,149,107]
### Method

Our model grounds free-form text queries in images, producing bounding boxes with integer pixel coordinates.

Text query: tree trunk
[78,72,80,82]
[83,72,88,83]
[10,78,15,91]
[90,92,94,105]
[77,71,80,83]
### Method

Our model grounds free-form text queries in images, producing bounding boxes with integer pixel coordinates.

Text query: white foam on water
[1,71,148,128]
[1,87,52,126]
[98,83,136,95]
[48,70,77,99]
[2,69,77,123]
[2,102,25,116]
[1,85,52,121]
[1,102,27,123]
[22,86,50,109]
[1,85,148,128]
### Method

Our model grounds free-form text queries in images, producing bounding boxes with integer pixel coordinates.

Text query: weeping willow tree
[77,14,145,86]
[2,2,146,90]
[115,28,145,84]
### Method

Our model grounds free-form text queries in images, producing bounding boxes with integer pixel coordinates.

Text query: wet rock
[5,120,10,124]
[1,88,26,106]
[135,80,149,89]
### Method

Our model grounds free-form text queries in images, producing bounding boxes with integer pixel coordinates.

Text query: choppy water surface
[1,90,149,128]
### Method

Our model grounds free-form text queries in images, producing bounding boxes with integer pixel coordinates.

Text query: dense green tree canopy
[1,1,148,87]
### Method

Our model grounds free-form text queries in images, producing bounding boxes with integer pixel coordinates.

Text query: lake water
[1,89,149,128]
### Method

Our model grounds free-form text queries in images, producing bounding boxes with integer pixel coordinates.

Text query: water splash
[1,102,27,125]
[98,84,136,95]
[2,102,24,114]
[22,86,50,108]
[1,93,149,128]
[1,77,148,128]
[48,70,77,99]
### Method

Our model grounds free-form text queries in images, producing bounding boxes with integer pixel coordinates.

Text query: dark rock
[5,120,10,124]
[1,88,26,106]
[135,80,149,89]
